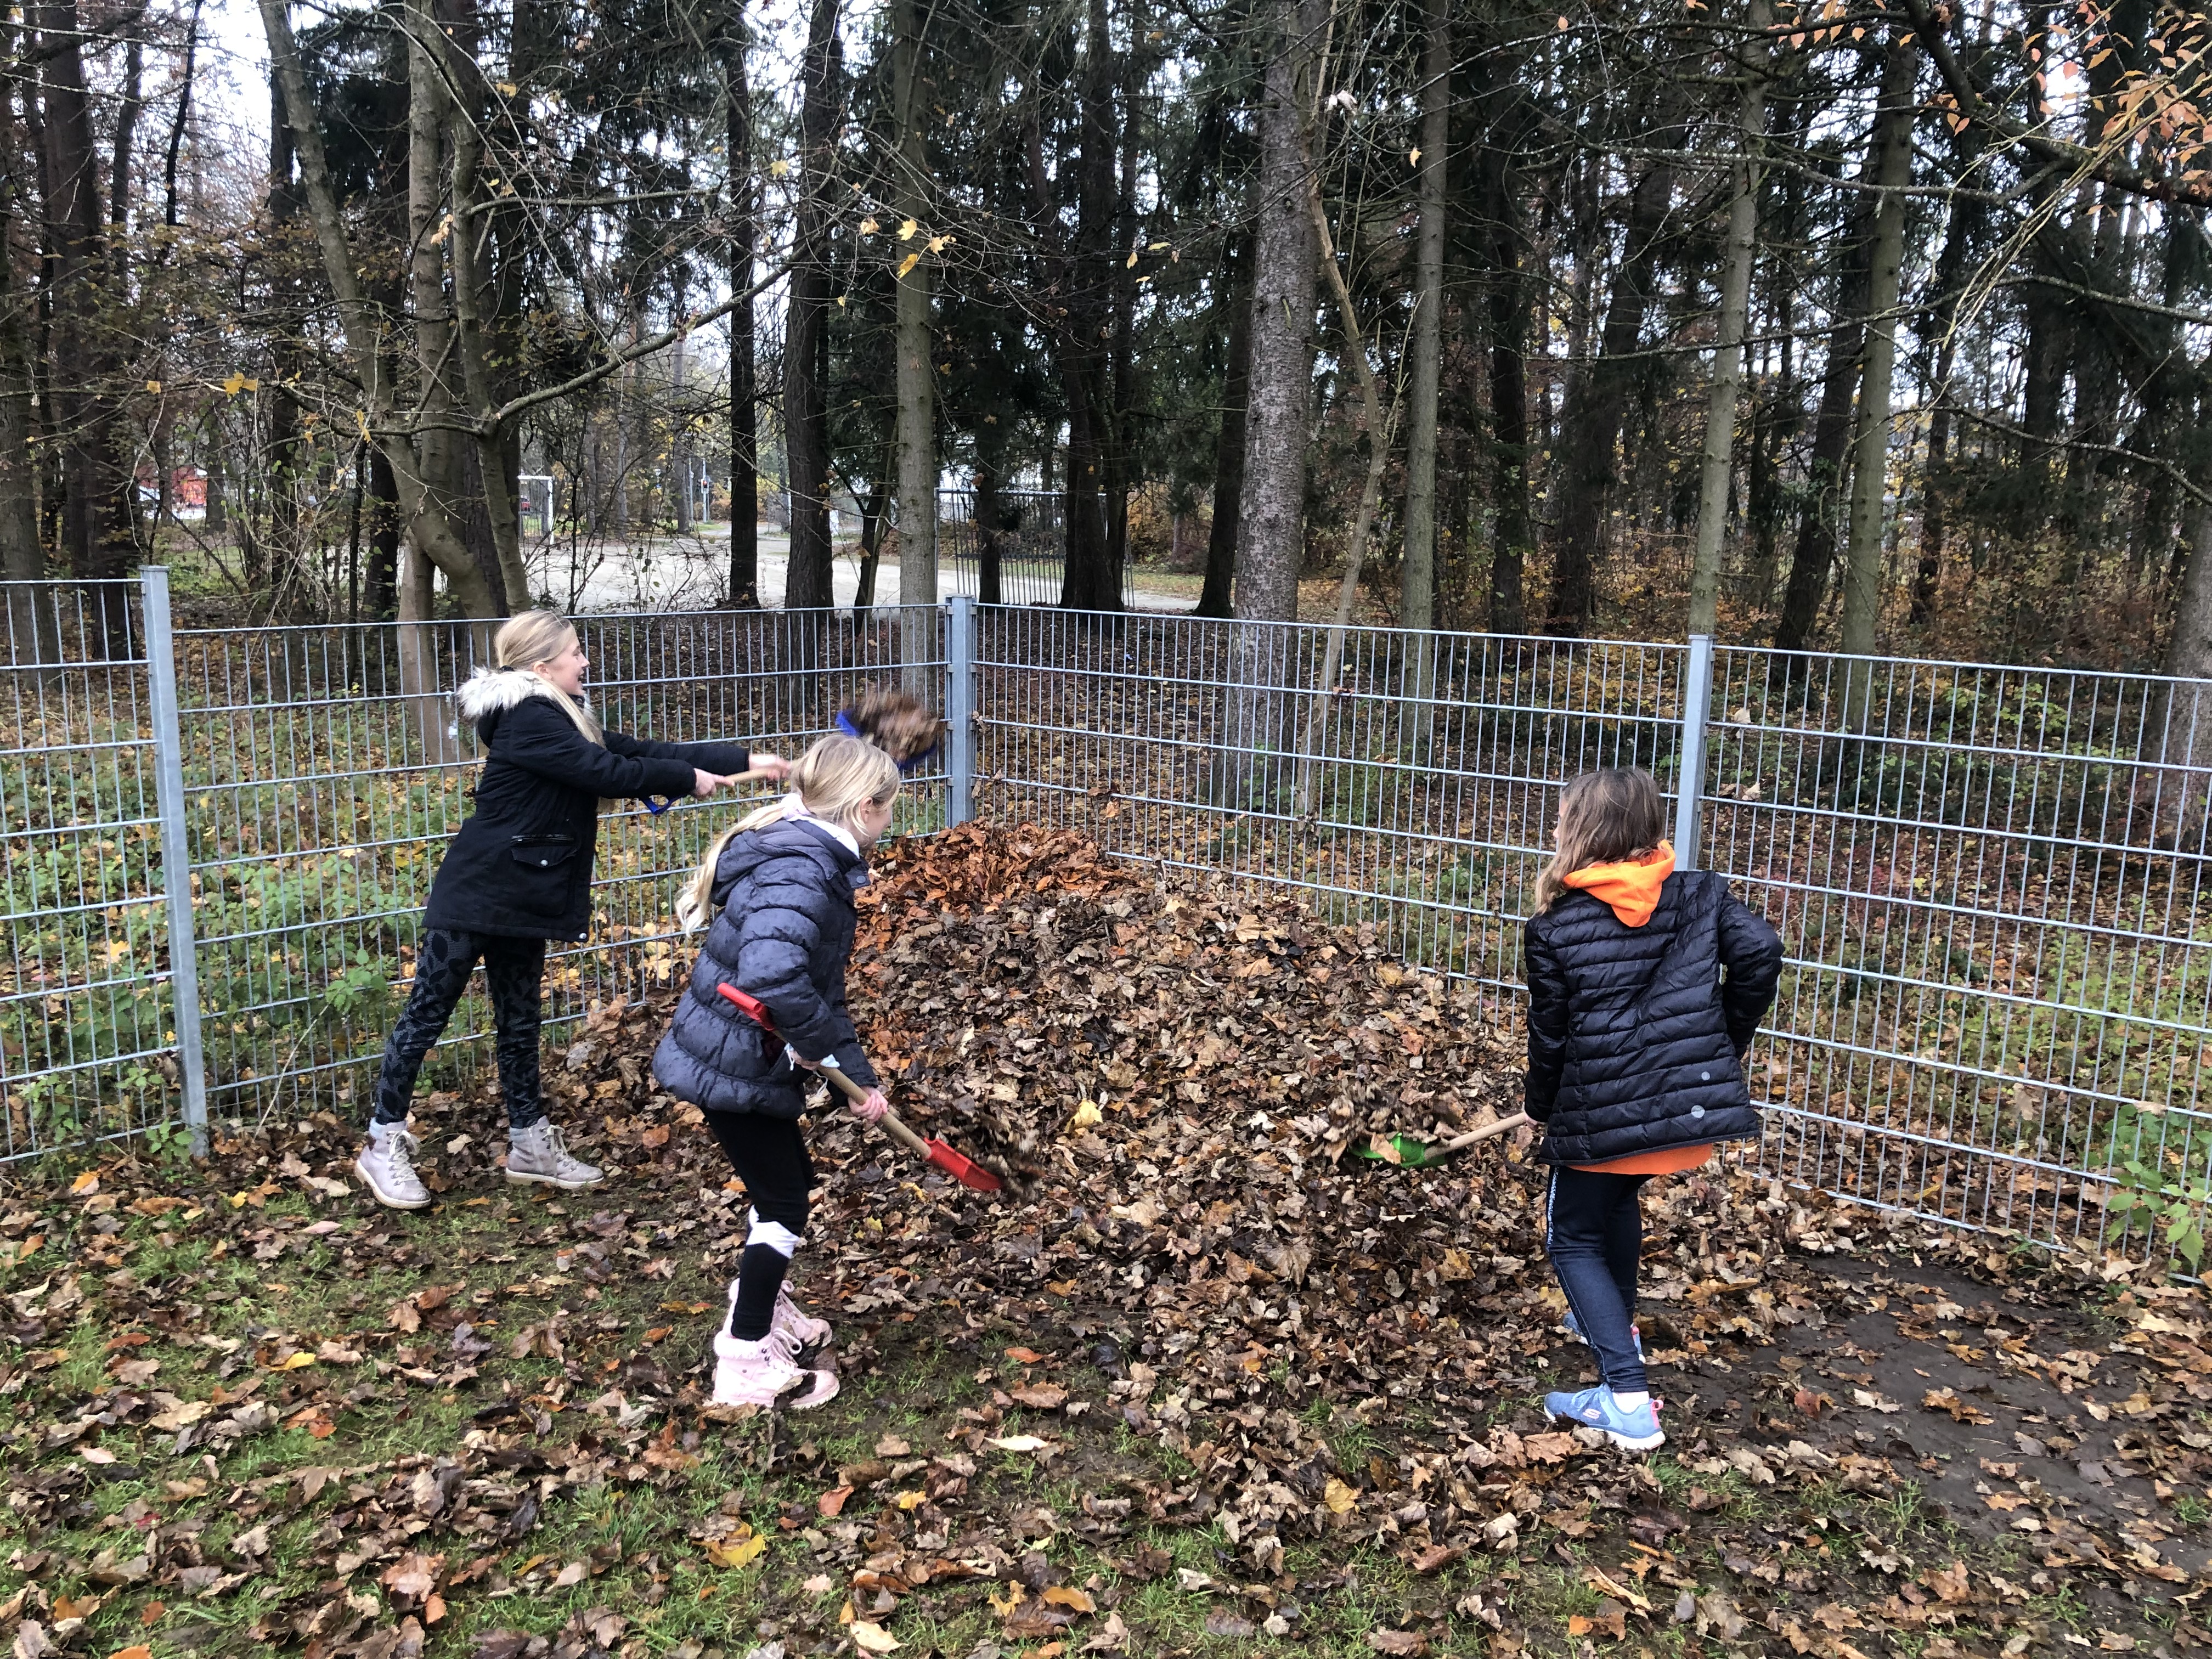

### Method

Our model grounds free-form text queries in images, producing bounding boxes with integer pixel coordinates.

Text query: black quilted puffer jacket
[1523,869,1784,1165]
[651,819,880,1117]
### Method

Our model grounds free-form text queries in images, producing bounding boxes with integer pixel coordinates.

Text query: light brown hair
[1533,766,1667,913]
[676,735,901,931]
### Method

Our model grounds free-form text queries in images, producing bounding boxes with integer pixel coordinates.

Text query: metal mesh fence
[969,611,2212,1250]
[935,489,1132,608]
[170,604,947,1126]
[6,577,2209,1257]
[0,581,182,1159]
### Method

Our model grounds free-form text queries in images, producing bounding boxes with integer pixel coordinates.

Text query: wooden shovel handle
[1437,1112,1533,1154]
[807,1059,931,1158]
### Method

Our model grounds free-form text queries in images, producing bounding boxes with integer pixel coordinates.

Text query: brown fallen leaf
[1368,1632,1429,1656]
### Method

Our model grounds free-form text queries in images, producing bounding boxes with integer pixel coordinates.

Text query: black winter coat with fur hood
[1523,869,1784,1166]
[422,668,754,942]
[651,819,879,1117]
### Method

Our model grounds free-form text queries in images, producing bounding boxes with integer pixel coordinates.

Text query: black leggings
[706,1111,816,1235]
[372,929,547,1128]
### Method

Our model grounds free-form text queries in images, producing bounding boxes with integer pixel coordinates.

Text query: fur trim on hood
[457,665,565,722]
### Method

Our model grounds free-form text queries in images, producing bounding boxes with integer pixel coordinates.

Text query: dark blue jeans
[373,929,547,1128]
[1545,1165,1651,1393]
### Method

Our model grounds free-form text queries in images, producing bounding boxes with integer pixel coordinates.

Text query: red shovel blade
[922,1138,1003,1192]
[718,983,776,1029]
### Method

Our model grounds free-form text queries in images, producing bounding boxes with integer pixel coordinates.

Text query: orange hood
[1561,843,1675,927]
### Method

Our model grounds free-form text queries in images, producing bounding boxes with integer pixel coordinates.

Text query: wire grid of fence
[6,573,2209,1257]
[967,610,2212,1250]
[0,582,183,1160]
[0,585,948,1156]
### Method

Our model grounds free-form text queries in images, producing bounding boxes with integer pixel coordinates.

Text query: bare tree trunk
[1,31,45,639]
[2146,499,2212,849]
[726,3,760,606]
[1293,174,1396,816]
[1399,0,1447,760]
[1839,36,1918,712]
[1773,191,1872,656]
[1687,1,1769,637]
[1478,42,1532,635]
[1212,0,1323,806]
[892,0,936,679]
[783,0,839,612]
[974,456,1005,607]
[1195,235,1251,620]
[1053,0,1122,614]
[256,0,501,615]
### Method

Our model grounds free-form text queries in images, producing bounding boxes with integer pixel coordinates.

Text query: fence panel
[171,605,946,1125]
[936,490,1133,608]
[0,581,183,1160]
[973,611,2212,1253]
[972,609,1690,995]
[1703,647,2212,1247]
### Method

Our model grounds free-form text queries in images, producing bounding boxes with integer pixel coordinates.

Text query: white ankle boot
[356,1124,430,1210]
[504,1120,603,1189]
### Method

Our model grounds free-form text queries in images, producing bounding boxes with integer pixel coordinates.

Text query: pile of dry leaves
[4,822,2211,1659]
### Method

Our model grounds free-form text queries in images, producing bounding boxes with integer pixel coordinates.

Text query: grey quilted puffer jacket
[1523,869,1783,1165]
[651,819,879,1116]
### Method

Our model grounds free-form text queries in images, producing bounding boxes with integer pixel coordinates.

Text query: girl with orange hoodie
[1522,767,1783,1449]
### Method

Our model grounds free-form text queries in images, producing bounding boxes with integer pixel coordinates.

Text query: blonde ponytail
[676,735,901,931]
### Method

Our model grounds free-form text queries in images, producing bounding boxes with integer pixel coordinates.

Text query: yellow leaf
[106,1646,154,1659]
[1323,1477,1358,1515]
[1070,1099,1104,1131]
[1408,148,1420,165]
[894,1489,928,1510]
[988,1434,1046,1452]
[898,218,918,240]
[278,1352,317,1370]
[896,253,921,278]
[860,216,879,235]
[705,1530,768,1568]
[926,235,950,253]
[770,159,791,177]
[850,1622,901,1654]
[70,1170,100,1195]
[1042,1586,1095,1612]
[496,81,517,94]
[836,295,849,308]
[1148,241,1170,251]
[1126,249,1139,267]
[145,380,163,393]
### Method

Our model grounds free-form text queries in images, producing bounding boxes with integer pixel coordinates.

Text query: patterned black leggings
[372,929,548,1128]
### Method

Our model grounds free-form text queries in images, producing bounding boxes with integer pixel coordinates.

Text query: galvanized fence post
[140,568,209,1154]
[945,595,976,827]
[1673,633,1715,872]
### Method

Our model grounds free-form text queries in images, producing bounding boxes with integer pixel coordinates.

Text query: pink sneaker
[724,1279,833,1358]
[712,1330,838,1410]
[775,1289,832,1356]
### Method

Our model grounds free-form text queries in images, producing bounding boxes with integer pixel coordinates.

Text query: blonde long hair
[1533,767,1667,914]
[677,735,901,931]
[495,611,603,746]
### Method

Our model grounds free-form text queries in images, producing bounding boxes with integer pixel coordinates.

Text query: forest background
[4,0,2212,674]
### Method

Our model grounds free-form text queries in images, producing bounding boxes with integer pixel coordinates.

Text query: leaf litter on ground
[3,822,2211,1657]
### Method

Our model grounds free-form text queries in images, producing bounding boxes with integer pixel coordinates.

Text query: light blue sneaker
[1544,1385,1664,1452]
[1562,1309,1645,1363]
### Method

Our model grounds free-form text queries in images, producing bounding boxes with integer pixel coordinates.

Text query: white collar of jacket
[778,792,860,857]
[455,665,595,723]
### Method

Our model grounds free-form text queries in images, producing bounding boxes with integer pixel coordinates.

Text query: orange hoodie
[1560,843,1675,928]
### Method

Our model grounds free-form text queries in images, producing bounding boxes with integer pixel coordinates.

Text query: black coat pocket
[509,834,579,871]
